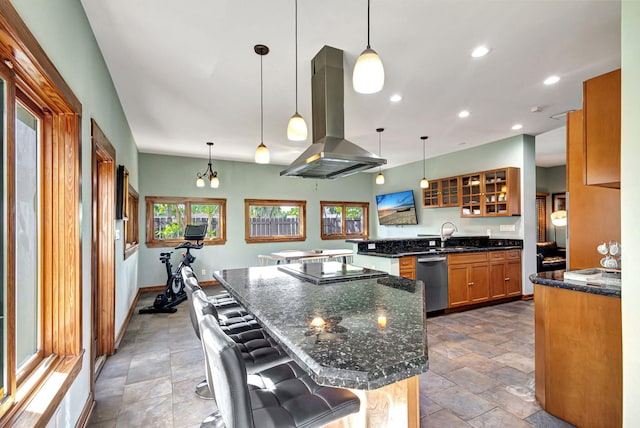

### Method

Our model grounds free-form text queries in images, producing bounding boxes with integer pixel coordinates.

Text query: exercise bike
[139,224,207,314]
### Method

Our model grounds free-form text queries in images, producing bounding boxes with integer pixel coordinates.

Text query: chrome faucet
[440,221,458,247]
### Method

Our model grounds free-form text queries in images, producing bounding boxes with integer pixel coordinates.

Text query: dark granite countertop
[213,265,428,390]
[359,245,522,258]
[529,271,621,298]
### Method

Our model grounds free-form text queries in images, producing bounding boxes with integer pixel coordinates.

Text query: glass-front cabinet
[461,167,520,217]
[422,176,459,208]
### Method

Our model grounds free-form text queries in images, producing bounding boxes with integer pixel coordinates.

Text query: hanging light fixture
[419,136,429,189]
[255,44,270,164]
[353,0,384,94]
[287,0,308,141]
[195,141,220,188]
[375,128,385,184]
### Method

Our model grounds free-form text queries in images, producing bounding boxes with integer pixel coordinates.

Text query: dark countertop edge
[213,270,429,390]
[359,246,523,258]
[346,236,491,243]
[529,273,621,298]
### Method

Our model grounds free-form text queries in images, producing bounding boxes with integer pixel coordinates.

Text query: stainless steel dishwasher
[416,255,448,313]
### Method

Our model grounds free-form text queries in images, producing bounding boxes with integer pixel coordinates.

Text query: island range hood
[280,46,386,179]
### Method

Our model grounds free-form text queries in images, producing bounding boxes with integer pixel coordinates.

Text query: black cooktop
[278,261,388,284]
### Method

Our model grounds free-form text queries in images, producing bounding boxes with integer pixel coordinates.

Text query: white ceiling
[81,0,620,171]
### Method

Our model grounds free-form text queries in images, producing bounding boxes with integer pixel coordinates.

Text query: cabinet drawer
[399,256,416,268]
[489,251,506,261]
[506,250,521,260]
[399,268,416,280]
[449,252,488,265]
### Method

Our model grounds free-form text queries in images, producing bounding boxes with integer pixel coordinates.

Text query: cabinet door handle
[505,277,510,281]
[468,282,475,286]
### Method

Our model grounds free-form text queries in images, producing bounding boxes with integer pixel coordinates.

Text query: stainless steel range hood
[280,46,386,179]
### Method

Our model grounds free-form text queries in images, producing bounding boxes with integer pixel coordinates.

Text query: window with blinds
[536,193,548,242]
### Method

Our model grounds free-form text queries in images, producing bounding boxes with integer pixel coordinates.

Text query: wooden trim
[10,355,83,427]
[74,393,95,428]
[145,196,227,247]
[244,199,307,243]
[0,2,81,113]
[92,119,116,360]
[0,55,17,415]
[0,5,83,424]
[114,292,140,350]
[319,201,369,240]
[521,293,534,301]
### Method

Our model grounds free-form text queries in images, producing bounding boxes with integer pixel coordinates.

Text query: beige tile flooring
[88,291,574,428]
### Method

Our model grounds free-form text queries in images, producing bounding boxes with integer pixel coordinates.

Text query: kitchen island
[530,271,621,427]
[213,262,428,427]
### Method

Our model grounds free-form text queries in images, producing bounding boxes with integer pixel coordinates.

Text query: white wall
[621,1,640,426]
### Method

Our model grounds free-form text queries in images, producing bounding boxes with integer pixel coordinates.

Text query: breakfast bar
[213,262,428,427]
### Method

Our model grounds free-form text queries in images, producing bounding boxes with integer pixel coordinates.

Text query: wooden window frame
[145,196,227,248]
[124,184,140,259]
[244,199,307,243]
[536,192,549,242]
[0,3,83,425]
[320,201,369,240]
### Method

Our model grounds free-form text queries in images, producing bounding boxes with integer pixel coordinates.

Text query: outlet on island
[201,269,206,276]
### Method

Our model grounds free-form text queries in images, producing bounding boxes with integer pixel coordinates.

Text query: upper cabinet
[583,69,621,188]
[422,176,460,208]
[460,167,520,217]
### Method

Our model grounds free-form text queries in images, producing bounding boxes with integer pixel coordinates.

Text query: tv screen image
[375,190,418,225]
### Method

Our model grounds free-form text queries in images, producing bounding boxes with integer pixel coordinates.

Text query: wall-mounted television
[375,190,418,225]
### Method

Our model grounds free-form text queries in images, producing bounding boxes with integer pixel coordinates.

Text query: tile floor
[87,291,575,428]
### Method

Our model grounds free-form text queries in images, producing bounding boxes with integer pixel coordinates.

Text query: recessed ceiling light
[471,45,490,58]
[390,94,402,102]
[512,124,523,130]
[458,110,470,118]
[544,75,560,85]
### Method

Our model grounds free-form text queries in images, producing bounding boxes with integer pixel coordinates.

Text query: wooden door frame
[91,119,116,381]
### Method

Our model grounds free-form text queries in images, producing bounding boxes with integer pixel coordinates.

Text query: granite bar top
[359,245,522,258]
[529,271,621,298]
[213,265,428,390]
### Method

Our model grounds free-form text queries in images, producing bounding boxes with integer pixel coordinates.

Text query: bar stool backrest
[200,312,255,428]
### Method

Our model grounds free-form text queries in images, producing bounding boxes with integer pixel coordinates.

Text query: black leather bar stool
[198,312,361,428]
[183,268,289,399]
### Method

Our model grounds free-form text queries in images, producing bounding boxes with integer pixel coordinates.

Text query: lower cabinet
[448,253,490,307]
[399,256,416,280]
[450,250,521,308]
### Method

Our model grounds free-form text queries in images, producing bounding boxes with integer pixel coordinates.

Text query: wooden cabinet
[460,167,520,217]
[535,284,621,427]
[399,256,416,280]
[489,250,521,299]
[422,176,460,208]
[448,252,489,307]
[583,69,620,188]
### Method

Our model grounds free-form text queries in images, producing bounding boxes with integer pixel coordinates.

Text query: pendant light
[286,0,308,141]
[255,44,270,164]
[419,136,429,189]
[353,0,385,94]
[375,128,385,184]
[195,141,219,188]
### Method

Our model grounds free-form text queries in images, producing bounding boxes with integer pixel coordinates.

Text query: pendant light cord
[367,0,371,48]
[260,54,264,143]
[423,139,426,176]
[378,130,382,173]
[295,0,299,112]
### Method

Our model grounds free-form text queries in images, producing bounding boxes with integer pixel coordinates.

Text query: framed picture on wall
[116,165,129,220]
[552,192,566,212]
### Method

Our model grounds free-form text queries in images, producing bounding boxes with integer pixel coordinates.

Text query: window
[124,185,140,259]
[1,4,83,423]
[321,201,369,240]
[536,193,548,242]
[145,196,226,248]
[245,199,306,243]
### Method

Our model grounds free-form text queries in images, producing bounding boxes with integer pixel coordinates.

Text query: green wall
[10,0,140,424]
[137,153,375,286]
